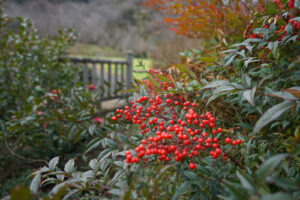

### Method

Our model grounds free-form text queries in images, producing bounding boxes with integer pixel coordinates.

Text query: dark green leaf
[11,186,32,200]
[253,101,295,134]
[268,176,299,191]
[236,171,255,193]
[201,80,231,90]
[256,154,288,185]
[172,182,190,200]
[223,180,245,200]
[261,192,297,200]
[285,23,293,34]
[84,137,102,154]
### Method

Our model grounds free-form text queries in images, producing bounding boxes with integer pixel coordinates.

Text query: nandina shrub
[4,1,299,199]
[110,69,242,170]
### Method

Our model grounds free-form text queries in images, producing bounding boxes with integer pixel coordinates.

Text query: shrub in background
[0,4,104,196]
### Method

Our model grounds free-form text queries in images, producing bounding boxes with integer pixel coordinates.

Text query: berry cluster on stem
[111,70,242,170]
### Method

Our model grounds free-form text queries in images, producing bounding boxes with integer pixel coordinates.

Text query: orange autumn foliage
[143,0,265,40]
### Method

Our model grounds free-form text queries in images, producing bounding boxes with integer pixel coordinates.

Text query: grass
[133,58,151,80]
[68,43,123,58]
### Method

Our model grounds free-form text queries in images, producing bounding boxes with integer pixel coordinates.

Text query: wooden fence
[65,52,134,104]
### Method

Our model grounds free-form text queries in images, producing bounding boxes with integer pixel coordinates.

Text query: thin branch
[4,133,48,165]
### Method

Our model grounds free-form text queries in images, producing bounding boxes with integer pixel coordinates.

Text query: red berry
[141,139,147,144]
[225,138,231,144]
[189,162,196,170]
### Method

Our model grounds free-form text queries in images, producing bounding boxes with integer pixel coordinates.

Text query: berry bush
[110,70,242,169]
[0,4,104,196]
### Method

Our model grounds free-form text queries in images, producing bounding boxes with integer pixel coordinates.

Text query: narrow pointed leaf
[253,101,295,134]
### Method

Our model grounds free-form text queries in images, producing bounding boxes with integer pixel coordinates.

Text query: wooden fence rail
[64,52,134,105]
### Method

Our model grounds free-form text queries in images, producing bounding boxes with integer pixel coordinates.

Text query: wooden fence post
[92,62,97,86]
[83,62,88,86]
[127,51,133,90]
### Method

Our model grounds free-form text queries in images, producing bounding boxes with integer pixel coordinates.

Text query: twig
[4,133,48,165]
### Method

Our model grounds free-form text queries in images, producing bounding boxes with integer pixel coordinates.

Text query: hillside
[3,0,202,65]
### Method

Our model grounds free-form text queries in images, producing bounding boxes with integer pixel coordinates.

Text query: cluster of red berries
[274,0,297,9]
[288,0,295,9]
[289,20,300,30]
[141,68,174,95]
[111,75,241,170]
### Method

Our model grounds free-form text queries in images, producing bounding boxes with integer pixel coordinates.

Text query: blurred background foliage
[3,0,203,66]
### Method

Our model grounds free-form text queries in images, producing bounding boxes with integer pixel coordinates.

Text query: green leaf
[268,176,299,191]
[176,82,183,90]
[97,148,112,161]
[117,133,129,143]
[108,189,122,196]
[225,54,237,66]
[292,16,300,22]
[236,171,255,193]
[261,192,297,200]
[172,182,190,200]
[89,159,98,170]
[64,159,75,174]
[292,144,300,155]
[285,23,293,34]
[157,74,170,83]
[268,91,299,101]
[88,125,95,135]
[295,0,300,9]
[244,58,260,68]
[62,189,79,200]
[176,64,188,73]
[256,154,288,185]
[222,180,245,200]
[206,93,223,105]
[49,157,59,171]
[197,57,216,63]
[183,170,198,180]
[84,137,102,154]
[11,186,32,200]
[50,179,83,196]
[147,75,160,88]
[244,74,251,87]
[30,173,41,194]
[212,86,235,94]
[253,101,295,134]
[103,138,117,149]
[201,80,231,90]
[243,87,256,107]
